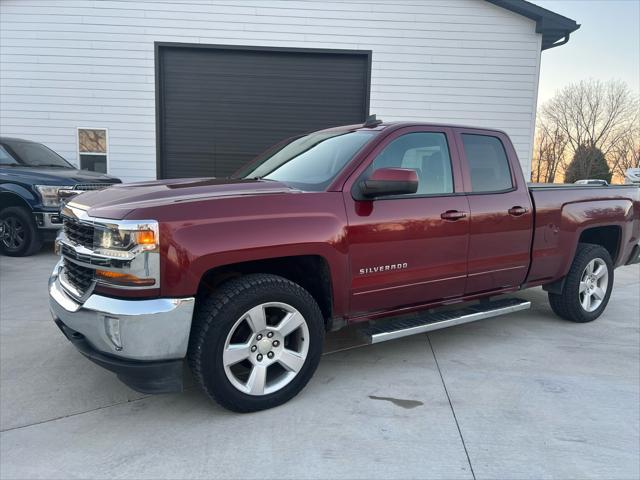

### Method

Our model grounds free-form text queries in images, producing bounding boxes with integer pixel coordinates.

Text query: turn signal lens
[95,269,155,287]
[136,230,156,245]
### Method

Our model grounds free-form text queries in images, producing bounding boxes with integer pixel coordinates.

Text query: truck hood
[0,166,119,185]
[68,177,298,219]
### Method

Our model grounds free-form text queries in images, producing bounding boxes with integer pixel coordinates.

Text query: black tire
[0,206,43,257]
[548,243,614,323]
[188,273,325,413]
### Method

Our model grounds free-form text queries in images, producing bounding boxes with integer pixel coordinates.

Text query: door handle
[441,210,467,221]
[508,206,528,216]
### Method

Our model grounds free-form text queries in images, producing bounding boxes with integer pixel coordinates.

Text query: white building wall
[0,0,542,182]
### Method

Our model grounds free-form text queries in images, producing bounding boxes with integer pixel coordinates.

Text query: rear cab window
[461,134,513,193]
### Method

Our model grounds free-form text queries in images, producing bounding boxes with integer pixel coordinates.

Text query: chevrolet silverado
[49,119,640,412]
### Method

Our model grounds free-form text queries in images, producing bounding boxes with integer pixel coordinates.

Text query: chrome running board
[362,298,531,344]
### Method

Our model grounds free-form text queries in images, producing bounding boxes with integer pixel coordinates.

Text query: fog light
[104,316,123,351]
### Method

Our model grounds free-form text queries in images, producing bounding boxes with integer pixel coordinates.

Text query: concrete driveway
[1,248,639,480]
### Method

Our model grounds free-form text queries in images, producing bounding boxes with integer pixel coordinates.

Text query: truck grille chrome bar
[60,243,121,268]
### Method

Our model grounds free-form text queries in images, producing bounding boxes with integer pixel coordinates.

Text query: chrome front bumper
[49,261,195,361]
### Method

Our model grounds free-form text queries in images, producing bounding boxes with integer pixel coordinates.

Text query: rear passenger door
[455,129,533,294]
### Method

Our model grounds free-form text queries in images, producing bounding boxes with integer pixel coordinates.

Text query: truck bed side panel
[526,186,640,285]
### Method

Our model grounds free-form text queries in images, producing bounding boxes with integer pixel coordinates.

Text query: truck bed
[526,183,640,287]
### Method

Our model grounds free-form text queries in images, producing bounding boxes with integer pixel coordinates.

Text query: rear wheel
[0,206,42,257]
[548,243,614,323]
[188,274,324,412]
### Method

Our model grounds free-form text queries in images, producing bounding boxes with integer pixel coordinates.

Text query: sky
[532,0,640,105]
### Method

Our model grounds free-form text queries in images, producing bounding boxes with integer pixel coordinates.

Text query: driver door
[343,126,470,316]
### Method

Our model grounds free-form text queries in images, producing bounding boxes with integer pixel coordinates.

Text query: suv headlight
[35,185,67,207]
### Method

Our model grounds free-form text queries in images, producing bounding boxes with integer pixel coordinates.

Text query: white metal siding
[0,0,541,182]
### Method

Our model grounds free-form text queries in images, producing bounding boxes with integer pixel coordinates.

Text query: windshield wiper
[33,164,72,168]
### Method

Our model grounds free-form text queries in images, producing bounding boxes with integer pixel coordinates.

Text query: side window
[371,132,454,196]
[461,134,513,192]
[0,145,18,165]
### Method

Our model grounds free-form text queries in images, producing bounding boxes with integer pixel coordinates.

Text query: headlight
[93,225,158,257]
[35,185,67,207]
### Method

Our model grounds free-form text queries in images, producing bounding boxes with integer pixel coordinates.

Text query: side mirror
[357,168,418,199]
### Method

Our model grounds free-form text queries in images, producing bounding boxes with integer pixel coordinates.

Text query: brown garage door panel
[156,44,371,179]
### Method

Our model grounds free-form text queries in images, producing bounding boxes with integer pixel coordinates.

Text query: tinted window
[371,132,453,195]
[462,134,512,192]
[1,140,72,168]
[239,131,374,191]
[0,145,18,165]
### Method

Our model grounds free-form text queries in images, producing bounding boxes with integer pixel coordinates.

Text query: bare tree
[609,128,640,181]
[531,119,568,183]
[541,79,639,159]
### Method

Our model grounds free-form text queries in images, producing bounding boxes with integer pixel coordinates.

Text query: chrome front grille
[63,217,94,249]
[73,183,116,191]
[63,258,94,296]
[57,205,160,295]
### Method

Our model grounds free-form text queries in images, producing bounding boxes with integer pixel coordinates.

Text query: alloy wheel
[222,302,309,396]
[0,216,26,250]
[579,258,608,312]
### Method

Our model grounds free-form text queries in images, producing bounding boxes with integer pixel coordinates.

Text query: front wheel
[0,206,43,257]
[548,243,614,323]
[188,274,325,412]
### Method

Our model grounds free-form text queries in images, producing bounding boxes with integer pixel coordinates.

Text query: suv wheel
[0,206,43,257]
[189,273,324,412]
[548,243,614,323]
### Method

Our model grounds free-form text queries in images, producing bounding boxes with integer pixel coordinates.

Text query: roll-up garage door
[156,44,371,179]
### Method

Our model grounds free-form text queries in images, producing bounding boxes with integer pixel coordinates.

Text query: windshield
[237,130,374,191]
[0,140,73,168]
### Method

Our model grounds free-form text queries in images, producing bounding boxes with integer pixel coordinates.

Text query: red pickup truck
[49,119,640,412]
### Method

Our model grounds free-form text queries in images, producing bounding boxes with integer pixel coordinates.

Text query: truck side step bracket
[361,298,531,344]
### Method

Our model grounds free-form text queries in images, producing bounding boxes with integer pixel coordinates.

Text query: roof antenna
[363,114,383,127]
